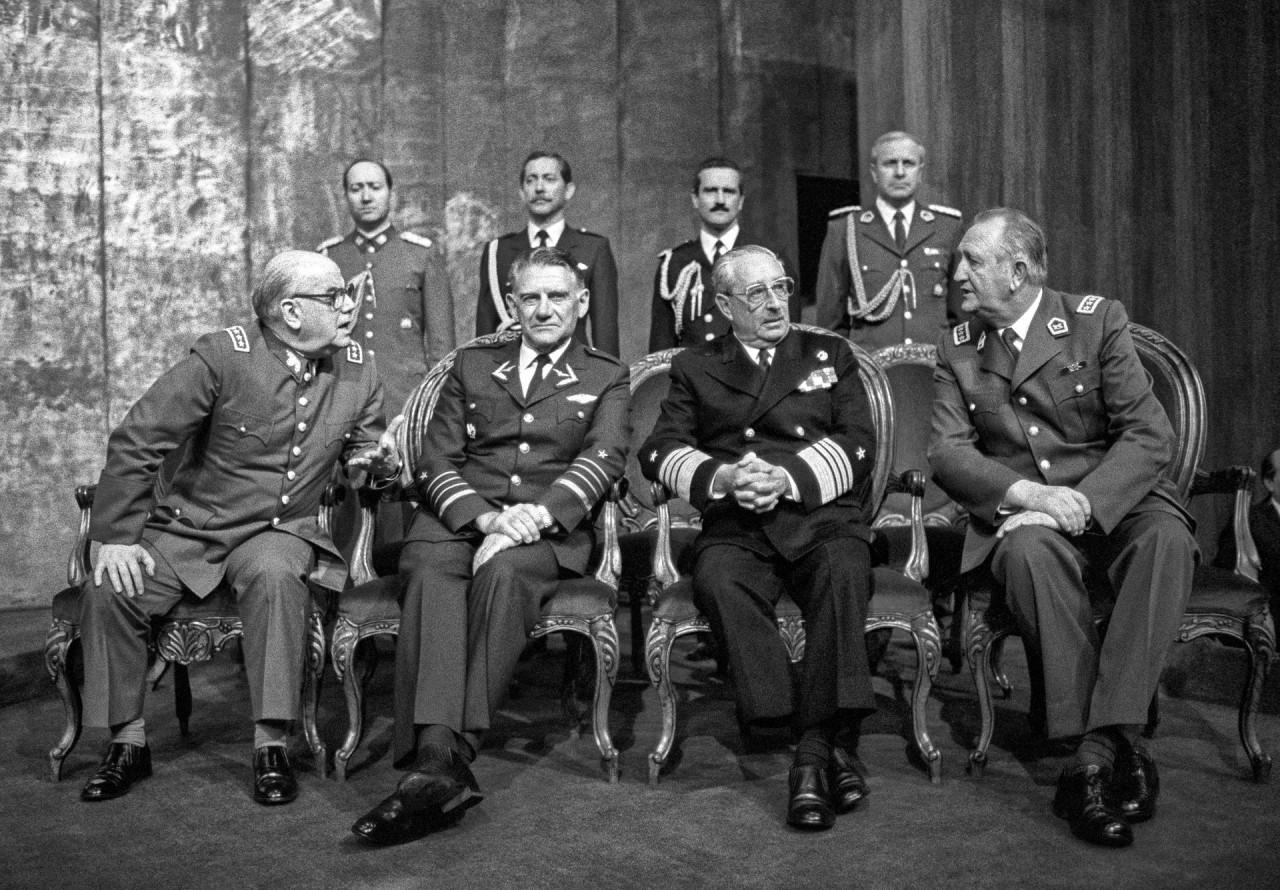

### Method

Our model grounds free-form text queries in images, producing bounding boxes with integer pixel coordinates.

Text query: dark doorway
[795,174,860,309]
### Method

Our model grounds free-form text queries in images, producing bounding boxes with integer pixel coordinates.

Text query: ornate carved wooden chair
[329,330,624,782]
[965,322,1277,781]
[46,486,333,781]
[643,328,943,785]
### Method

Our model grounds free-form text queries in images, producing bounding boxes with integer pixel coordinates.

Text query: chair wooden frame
[46,486,332,781]
[643,327,943,785]
[329,330,624,783]
[964,322,1277,781]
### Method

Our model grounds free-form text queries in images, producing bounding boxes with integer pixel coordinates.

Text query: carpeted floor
[3,610,1279,890]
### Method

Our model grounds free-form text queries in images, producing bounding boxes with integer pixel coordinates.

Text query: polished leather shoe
[830,747,869,814]
[1114,748,1159,823]
[351,753,484,846]
[786,764,835,831]
[252,746,298,806]
[81,743,152,801]
[1052,764,1133,847]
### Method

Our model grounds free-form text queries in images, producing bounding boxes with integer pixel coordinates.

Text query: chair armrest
[885,469,929,583]
[650,481,681,595]
[593,480,628,588]
[1194,465,1261,582]
[68,484,97,587]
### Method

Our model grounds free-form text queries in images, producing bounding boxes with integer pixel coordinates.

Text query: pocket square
[797,367,838,392]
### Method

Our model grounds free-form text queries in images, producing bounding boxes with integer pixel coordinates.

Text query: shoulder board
[224,325,250,353]
[1075,295,1105,315]
[927,204,962,218]
[399,231,433,248]
[575,227,605,239]
[346,342,363,364]
[828,205,860,218]
[315,235,344,253]
[951,321,972,347]
[583,345,623,365]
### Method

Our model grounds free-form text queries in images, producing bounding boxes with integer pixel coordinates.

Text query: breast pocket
[465,397,496,440]
[968,390,1017,454]
[557,399,593,430]
[1049,368,1106,442]
[217,408,274,450]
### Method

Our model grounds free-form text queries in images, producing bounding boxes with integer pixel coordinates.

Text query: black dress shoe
[830,747,869,814]
[81,743,152,802]
[252,746,298,806]
[786,764,835,831]
[1052,764,1133,847]
[351,753,484,846]
[1114,748,1159,823]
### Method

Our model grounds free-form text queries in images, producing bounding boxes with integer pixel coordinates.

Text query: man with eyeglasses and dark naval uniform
[640,245,880,831]
[76,251,399,807]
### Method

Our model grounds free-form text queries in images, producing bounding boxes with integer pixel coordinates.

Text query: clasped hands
[472,503,555,572]
[713,452,791,514]
[997,479,1092,539]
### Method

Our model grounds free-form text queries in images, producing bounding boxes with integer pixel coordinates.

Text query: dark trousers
[990,510,1196,737]
[692,538,875,729]
[79,531,315,727]
[394,538,562,764]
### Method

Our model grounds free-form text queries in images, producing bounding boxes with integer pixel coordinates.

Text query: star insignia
[649,449,659,463]
[598,449,608,459]
[856,447,866,460]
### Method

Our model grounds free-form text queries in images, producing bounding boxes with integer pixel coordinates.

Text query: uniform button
[298,396,308,406]
[1028,425,1040,436]
[470,403,477,409]
[292,446,302,456]
[1039,459,1051,471]
[287,470,296,480]
[904,310,913,320]
[303,372,312,382]
[904,337,913,345]
[900,259,909,268]
[1074,383,1084,393]
[365,331,373,338]
[239,425,247,433]
[577,410,585,418]
[968,403,976,411]
[511,475,522,486]
[297,421,307,431]
[365,261,373,269]
[368,349,375,357]
[518,443,530,453]
[705,333,715,341]
[745,428,755,438]
[271,517,280,527]
[795,426,805,437]
[280,494,290,505]
[934,261,941,269]
[861,265,869,272]
[365,312,373,320]
[366,246,375,254]
[704,313,714,322]
[173,508,182,517]
[523,413,534,423]
[1018,396,1028,405]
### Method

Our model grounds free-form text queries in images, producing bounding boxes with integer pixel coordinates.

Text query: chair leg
[301,610,327,777]
[330,617,363,782]
[907,613,943,783]
[46,624,82,781]
[645,617,680,785]
[966,611,1002,777]
[587,616,621,783]
[990,635,1013,698]
[1241,611,1276,783]
[174,663,192,736]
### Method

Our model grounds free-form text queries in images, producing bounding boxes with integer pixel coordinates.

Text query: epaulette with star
[315,235,343,254]
[399,231,433,248]
[224,325,250,353]
[1075,295,1105,315]
[927,204,962,218]
[951,321,972,347]
[828,205,860,218]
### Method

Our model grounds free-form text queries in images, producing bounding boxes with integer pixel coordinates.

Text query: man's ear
[564,181,576,203]
[1010,260,1029,293]
[279,299,304,332]
[504,292,519,319]
[715,292,734,320]
[575,287,590,319]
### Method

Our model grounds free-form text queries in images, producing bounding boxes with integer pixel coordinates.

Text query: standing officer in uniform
[1215,446,1280,609]
[928,209,1197,848]
[642,245,879,831]
[648,157,798,351]
[78,251,398,807]
[474,151,620,357]
[352,247,630,846]
[318,159,455,414]
[816,131,964,349]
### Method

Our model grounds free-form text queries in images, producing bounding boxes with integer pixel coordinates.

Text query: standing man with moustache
[475,151,620,357]
[648,157,798,351]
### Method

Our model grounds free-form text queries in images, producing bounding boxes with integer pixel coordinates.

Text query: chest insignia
[400,317,413,329]
[952,321,971,346]
[598,449,608,459]
[860,211,875,224]
[552,365,579,388]
[576,262,589,272]
[1076,295,1103,314]
[566,392,597,404]
[491,360,515,382]
[816,350,828,361]
[856,447,866,460]
[976,331,987,352]
[1047,316,1070,338]
[346,342,363,364]
[466,423,477,439]
[225,325,250,353]
[924,246,943,255]
[920,209,935,222]
[798,366,838,392]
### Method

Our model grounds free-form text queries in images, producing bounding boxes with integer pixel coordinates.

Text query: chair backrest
[1127,322,1206,502]
[624,349,687,528]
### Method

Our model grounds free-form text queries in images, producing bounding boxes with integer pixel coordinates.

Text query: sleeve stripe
[814,438,853,492]
[554,477,593,511]
[657,446,711,502]
[437,489,474,514]
[797,438,854,504]
[575,457,610,488]
[565,466,606,499]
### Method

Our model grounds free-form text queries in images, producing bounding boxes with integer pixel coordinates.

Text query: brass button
[292,446,301,456]
[1075,383,1084,393]
[1039,459,1051,471]
[365,312,373,320]
[523,413,534,423]
[366,245,375,254]
[705,333,715,341]
[704,313,714,322]
[297,421,307,432]
[280,495,290,505]
[298,396,308,406]
[518,443,530,453]
[1028,425,1040,436]
[272,517,280,526]
[365,331,373,338]
[303,372,312,382]
[745,428,755,438]
[511,475,522,486]
[903,310,913,320]
[900,259,908,268]
[795,426,805,437]
[968,403,976,411]
[904,338,913,345]
[287,470,296,480]
[1018,396,1028,405]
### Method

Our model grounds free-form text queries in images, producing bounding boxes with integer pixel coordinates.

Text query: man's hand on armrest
[91,542,156,598]
[1002,480,1091,536]
[347,415,406,481]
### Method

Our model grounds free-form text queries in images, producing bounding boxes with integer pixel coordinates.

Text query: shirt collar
[527,218,567,248]
[734,336,781,364]
[1003,289,1044,343]
[519,338,573,370]
[353,222,393,249]
[876,197,915,232]
[700,224,740,262]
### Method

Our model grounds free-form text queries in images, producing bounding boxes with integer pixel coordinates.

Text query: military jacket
[648,235,799,352]
[90,322,386,596]
[928,288,1187,571]
[409,336,630,575]
[641,327,877,562]
[475,227,620,357]
[319,225,456,413]
[815,204,965,350]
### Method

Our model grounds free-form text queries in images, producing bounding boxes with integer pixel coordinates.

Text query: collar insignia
[225,325,249,353]
[492,360,515,382]
[952,322,971,346]
[859,211,875,224]
[1047,317,1070,337]
[552,365,579,388]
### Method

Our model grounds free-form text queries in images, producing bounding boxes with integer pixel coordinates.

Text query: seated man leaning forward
[351,246,630,846]
[80,250,399,806]
[640,245,879,831]
[928,208,1197,848]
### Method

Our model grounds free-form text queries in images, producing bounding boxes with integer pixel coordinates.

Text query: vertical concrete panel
[101,0,249,411]
[0,3,106,607]
[247,0,383,269]
[617,0,720,360]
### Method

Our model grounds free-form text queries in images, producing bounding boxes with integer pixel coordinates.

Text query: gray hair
[252,250,331,324]
[711,244,781,297]
[870,131,926,163]
[507,246,585,293]
[972,207,1049,285]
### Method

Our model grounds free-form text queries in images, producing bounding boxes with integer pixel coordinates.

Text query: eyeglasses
[724,276,794,310]
[513,290,575,310]
[291,281,362,311]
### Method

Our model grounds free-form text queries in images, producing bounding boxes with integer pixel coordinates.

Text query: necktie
[757,349,772,375]
[712,239,725,264]
[1001,327,1021,356]
[526,353,551,398]
[535,229,549,248]
[893,210,906,252]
